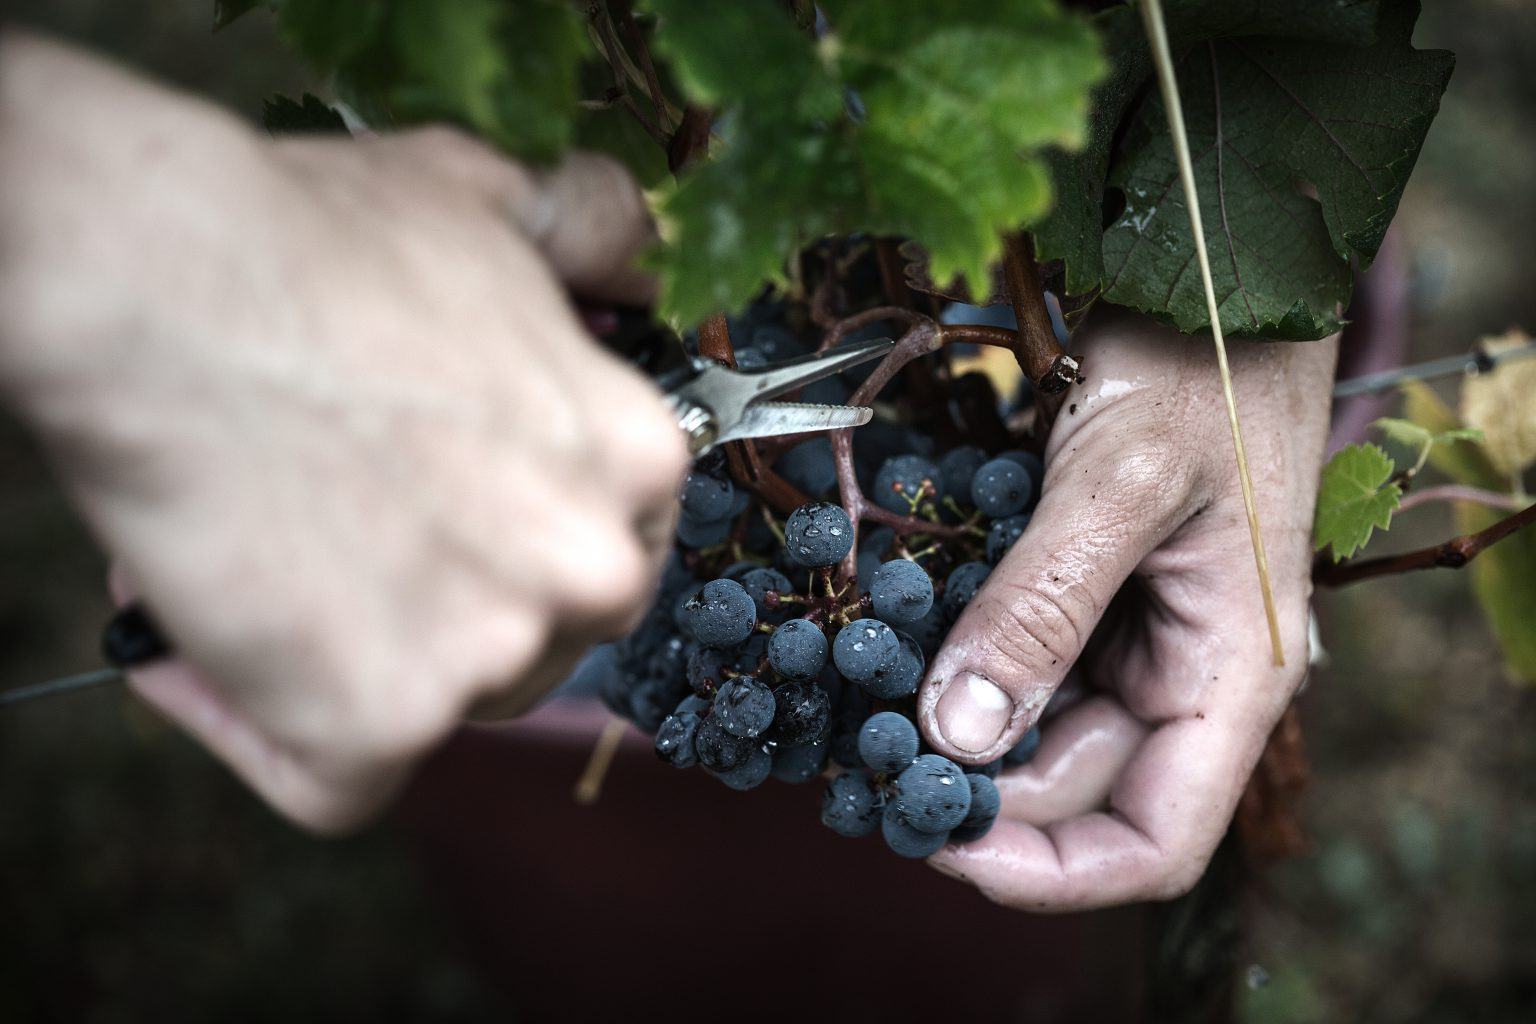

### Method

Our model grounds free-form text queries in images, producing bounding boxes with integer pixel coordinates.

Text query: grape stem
[1002,231,1079,396]
[1314,498,1536,586]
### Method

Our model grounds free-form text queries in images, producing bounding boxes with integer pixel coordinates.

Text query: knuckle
[974,580,1086,673]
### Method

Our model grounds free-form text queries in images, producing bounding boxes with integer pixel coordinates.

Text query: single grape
[905,605,947,659]
[676,513,732,549]
[986,513,1031,564]
[943,561,992,619]
[710,743,773,790]
[784,502,854,567]
[674,693,709,716]
[1003,725,1042,766]
[695,714,754,772]
[833,618,900,682]
[686,644,731,696]
[859,526,895,559]
[881,801,950,858]
[893,754,972,834]
[767,679,832,746]
[733,347,768,370]
[821,771,884,838]
[774,438,838,497]
[680,470,735,522]
[950,774,1001,842]
[858,711,920,774]
[964,759,1002,779]
[684,579,757,649]
[873,454,942,514]
[627,679,673,734]
[862,631,923,700]
[938,445,988,505]
[970,457,1032,518]
[739,566,793,620]
[713,675,776,739]
[998,449,1044,493]
[750,323,804,362]
[767,618,828,680]
[654,711,701,768]
[869,558,935,626]
[770,739,829,784]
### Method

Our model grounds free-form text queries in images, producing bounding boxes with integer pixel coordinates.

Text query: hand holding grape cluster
[604,306,1339,909]
[609,436,1047,858]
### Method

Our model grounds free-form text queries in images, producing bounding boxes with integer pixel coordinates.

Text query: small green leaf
[1314,443,1402,560]
[261,93,348,135]
[1400,380,1505,489]
[1372,416,1432,450]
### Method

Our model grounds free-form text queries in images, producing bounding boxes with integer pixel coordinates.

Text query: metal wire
[0,668,123,708]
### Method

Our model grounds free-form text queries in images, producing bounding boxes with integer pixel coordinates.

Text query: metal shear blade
[667,335,893,455]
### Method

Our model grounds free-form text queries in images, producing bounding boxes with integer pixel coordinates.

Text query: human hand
[916,310,1338,910]
[0,35,687,832]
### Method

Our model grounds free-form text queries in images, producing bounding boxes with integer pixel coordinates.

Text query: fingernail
[935,671,1013,753]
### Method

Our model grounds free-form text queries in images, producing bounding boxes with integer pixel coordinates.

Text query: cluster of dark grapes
[598,310,1044,858]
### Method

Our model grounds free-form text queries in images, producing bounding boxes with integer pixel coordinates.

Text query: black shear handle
[101,602,173,669]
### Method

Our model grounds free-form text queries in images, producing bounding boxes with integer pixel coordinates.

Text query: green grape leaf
[1314,443,1402,560]
[647,0,1104,325]
[1035,0,1385,298]
[261,93,348,135]
[1099,0,1453,338]
[274,0,584,162]
[1457,502,1536,685]
[1400,380,1505,490]
[276,0,384,72]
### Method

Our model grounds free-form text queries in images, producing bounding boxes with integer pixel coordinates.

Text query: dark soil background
[2,3,1532,1022]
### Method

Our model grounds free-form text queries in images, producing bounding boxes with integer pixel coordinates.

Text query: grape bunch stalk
[598,303,1047,858]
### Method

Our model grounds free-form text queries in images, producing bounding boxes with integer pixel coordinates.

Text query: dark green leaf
[262,93,349,134]
[1036,0,1390,302]
[1097,0,1452,338]
[277,0,384,72]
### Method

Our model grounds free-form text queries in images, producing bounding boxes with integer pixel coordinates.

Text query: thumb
[506,150,658,306]
[918,444,1198,763]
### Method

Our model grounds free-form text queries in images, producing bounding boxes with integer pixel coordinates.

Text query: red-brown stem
[1002,232,1077,395]
[827,318,970,583]
[1315,499,1536,587]
[939,324,1030,351]
[610,0,672,131]
[668,105,713,174]
[695,314,808,515]
[1395,484,1528,515]
[816,306,923,353]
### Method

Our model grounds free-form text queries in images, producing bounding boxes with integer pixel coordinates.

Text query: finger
[377,129,657,304]
[127,661,403,834]
[929,558,1310,911]
[506,151,658,305]
[928,700,1267,912]
[995,695,1148,826]
[918,438,1200,764]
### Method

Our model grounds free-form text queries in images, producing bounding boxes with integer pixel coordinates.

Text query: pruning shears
[1,337,895,705]
[663,336,892,455]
